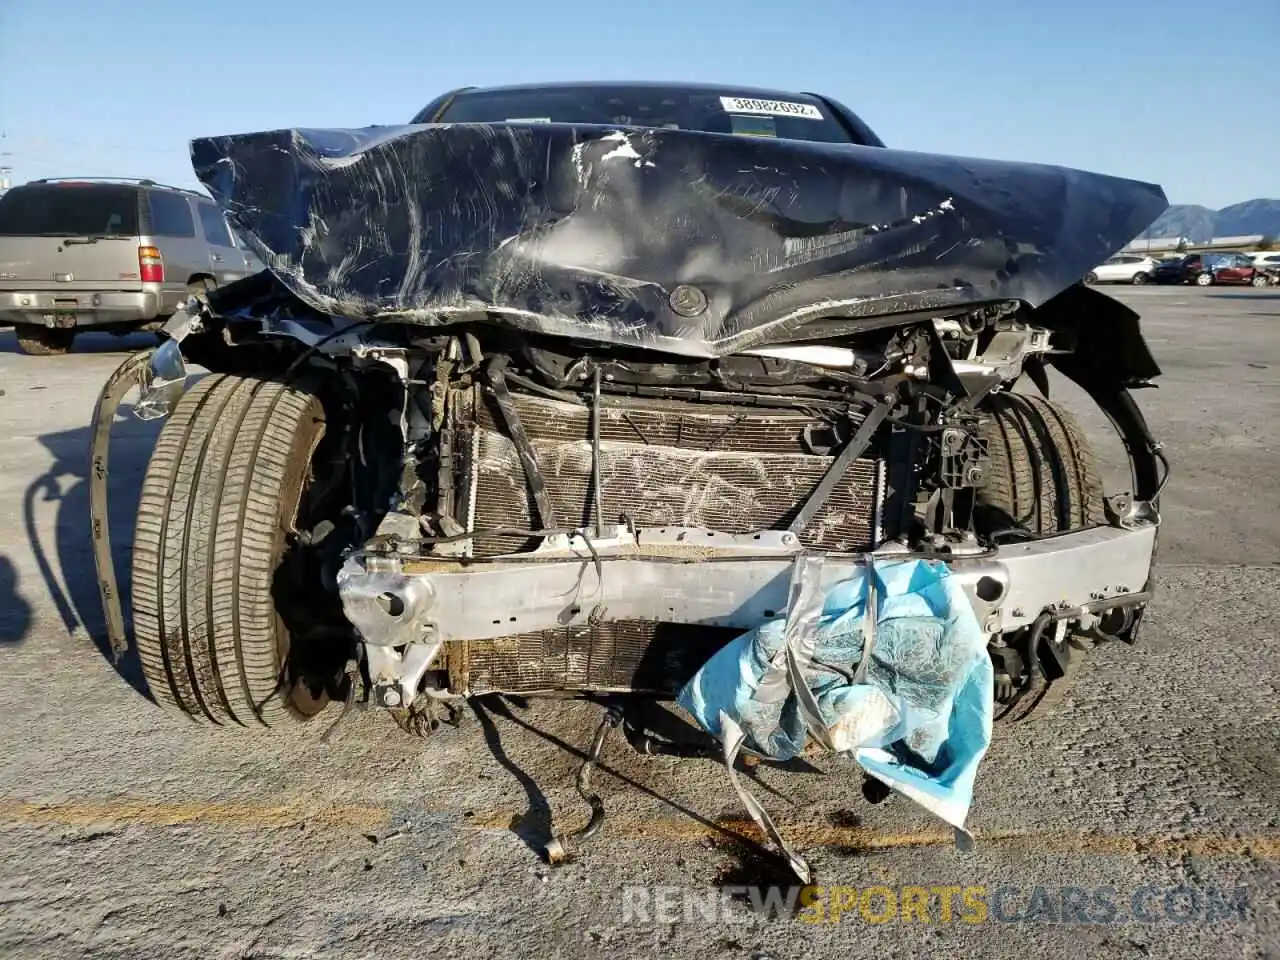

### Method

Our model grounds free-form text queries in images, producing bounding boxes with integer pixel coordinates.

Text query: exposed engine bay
[112,277,1165,710]
[88,103,1169,879]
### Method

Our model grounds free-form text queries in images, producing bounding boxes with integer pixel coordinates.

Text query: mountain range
[1136,199,1280,243]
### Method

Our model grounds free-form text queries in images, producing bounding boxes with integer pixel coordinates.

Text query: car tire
[974,392,1106,536]
[1131,271,1149,285]
[131,372,349,727]
[13,324,76,356]
[1195,272,1213,286]
[1083,272,1098,285]
[1251,273,1269,288]
[976,393,1108,723]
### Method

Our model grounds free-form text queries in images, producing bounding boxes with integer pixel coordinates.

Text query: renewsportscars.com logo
[796,884,1250,925]
[619,883,1251,926]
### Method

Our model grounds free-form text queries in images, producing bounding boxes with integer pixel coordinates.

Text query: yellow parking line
[469,810,1280,858]
[1,800,1275,859]
[0,800,387,831]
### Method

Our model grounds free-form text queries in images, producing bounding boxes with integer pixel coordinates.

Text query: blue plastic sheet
[677,555,993,868]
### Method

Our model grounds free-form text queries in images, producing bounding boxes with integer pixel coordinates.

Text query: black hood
[191,123,1167,359]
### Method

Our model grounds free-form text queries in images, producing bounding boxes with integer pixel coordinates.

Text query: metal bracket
[366,641,445,708]
[788,399,892,535]
[89,349,160,661]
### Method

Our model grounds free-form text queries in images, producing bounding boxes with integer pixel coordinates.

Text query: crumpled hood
[190,123,1167,358]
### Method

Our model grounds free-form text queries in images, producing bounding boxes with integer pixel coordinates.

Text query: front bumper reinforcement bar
[337,524,1159,652]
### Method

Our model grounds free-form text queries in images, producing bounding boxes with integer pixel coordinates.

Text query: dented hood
[190,123,1167,358]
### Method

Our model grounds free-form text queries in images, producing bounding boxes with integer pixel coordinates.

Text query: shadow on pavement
[0,328,157,355]
[22,405,162,698]
[0,556,34,645]
[469,696,554,857]
[475,694,801,882]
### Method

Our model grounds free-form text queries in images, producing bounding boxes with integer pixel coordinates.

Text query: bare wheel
[131,372,351,726]
[14,324,75,356]
[974,392,1106,536]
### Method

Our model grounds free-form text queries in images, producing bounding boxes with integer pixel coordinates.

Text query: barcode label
[719,96,823,120]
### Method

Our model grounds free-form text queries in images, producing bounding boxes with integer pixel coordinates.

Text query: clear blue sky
[1,0,1275,209]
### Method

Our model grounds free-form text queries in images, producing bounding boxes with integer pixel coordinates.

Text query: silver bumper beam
[338,523,1159,650]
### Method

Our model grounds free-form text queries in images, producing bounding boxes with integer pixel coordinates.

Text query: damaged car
[90,81,1169,880]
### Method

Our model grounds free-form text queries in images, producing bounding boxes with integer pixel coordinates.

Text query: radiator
[459,389,885,556]
[446,620,742,695]
[446,386,886,695]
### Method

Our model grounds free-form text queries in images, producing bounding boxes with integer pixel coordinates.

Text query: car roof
[415,79,887,147]
[22,177,210,200]
[444,79,831,99]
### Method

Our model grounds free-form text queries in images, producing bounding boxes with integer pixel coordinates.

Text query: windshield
[0,183,140,236]
[433,85,863,144]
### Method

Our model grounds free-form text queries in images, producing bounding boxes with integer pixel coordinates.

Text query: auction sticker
[719,96,823,120]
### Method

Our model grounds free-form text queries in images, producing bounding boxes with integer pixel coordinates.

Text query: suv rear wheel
[14,324,76,356]
[131,372,351,727]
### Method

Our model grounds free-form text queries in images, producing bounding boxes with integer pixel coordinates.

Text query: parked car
[1150,252,1272,287]
[1248,251,1280,282]
[1150,253,1210,285]
[0,177,264,355]
[1083,254,1159,285]
[1205,252,1275,287]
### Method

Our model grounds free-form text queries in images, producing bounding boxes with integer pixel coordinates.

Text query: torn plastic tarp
[189,123,1167,359]
[677,554,992,882]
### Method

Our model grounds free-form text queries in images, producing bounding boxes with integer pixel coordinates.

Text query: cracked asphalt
[0,285,1277,959]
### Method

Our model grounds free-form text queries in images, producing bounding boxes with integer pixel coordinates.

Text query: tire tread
[131,373,328,726]
[977,392,1105,534]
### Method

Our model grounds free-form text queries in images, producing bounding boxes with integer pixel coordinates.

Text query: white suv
[1084,254,1159,285]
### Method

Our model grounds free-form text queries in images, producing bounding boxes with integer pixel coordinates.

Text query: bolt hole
[375,592,405,617]
[1098,606,1134,636]
[975,576,1004,603]
[763,609,776,618]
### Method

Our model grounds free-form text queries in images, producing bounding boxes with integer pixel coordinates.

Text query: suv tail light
[139,245,164,283]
